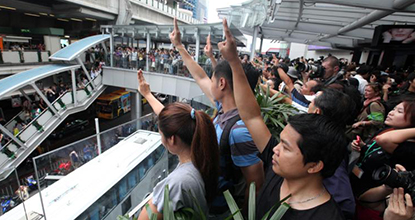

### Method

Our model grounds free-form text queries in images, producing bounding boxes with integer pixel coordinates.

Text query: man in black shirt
[217,19,347,219]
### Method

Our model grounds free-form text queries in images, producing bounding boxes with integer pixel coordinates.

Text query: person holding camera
[354,164,414,220]
[351,98,415,218]
[218,18,351,220]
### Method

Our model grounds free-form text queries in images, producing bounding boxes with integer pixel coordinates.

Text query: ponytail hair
[158,102,220,204]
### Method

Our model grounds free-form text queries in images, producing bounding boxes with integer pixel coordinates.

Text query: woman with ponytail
[137,70,220,219]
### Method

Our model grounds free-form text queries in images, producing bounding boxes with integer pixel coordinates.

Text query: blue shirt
[212,101,261,208]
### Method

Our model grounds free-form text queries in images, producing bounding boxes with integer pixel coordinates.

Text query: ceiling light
[24,13,40,17]
[85,17,97,22]
[57,18,69,22]
[0,5,16,10]
[70,18,83,22]
[39,12,48,16]
[64,35,70,38]
[50,14,55,17]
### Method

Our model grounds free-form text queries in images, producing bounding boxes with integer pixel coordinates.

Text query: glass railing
[0,93,212,218]
[1,50,51,64]
[0,73,104,162]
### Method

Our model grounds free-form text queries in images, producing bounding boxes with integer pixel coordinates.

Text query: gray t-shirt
[152,162,207,216]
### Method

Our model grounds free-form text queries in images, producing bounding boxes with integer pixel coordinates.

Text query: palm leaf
[248,182,256,220]
[223,190,244,220]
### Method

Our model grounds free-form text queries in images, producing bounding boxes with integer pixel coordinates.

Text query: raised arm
[375,128,415,154]
[277,67,294,93]
[218,19,271,153]
[170,18,214,105]
[137,70,164,115]
[204,34,217,69]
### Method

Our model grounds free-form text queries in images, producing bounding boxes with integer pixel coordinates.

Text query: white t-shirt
[353,74,368,95]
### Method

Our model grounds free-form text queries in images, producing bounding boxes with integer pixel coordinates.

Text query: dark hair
[158,103,220,203]
[356,65,372,76]
[288,114,348,178]
[242,63,261,93]
[328,82,362,124]
[309,80,324,94]
[402,98,415,127]
[214,60,233,90]
[408,72,415,82]
[214,61,260,93]
[314,88,356,127]
[323,56,340,68]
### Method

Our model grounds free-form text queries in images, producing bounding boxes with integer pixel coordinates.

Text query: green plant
[119,182,290,220]
[223,182,291,220]
[255,85,297,140]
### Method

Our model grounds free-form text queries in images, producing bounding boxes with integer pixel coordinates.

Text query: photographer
[356,164,414,220]
[272,64,322,113]
[321,56,343,85]
[386,73,415,109]
[351,99,415,218]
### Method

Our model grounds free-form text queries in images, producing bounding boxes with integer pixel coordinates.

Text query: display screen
[372,25,415,46]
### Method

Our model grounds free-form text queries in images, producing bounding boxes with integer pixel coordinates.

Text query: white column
[146,32,151,71]
[71,69,78,107]
[110,31,114,67]
[195,30,200,63]
[250,26,258,61]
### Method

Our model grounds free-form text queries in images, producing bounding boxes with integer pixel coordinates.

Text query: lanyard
[357,141,380,168]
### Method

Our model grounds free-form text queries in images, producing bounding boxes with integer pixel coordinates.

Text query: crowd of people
[133,18,415,220]
[110,44,215,77]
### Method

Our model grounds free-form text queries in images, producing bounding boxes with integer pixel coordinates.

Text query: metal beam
[31,83,59,117]
[76,57,96,91]
[337,0,415,35]
[19,89,32,102]
[338,10,390,34]
[0,124,26,149]
[304,0,415,12]
[295,0,304,27]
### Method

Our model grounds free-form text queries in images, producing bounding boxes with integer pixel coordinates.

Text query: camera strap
[357,140,381,168]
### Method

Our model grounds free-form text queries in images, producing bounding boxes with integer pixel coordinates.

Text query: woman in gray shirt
[137,70,220,219]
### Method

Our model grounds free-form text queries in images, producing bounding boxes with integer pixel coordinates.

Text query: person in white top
[353,65,371,96]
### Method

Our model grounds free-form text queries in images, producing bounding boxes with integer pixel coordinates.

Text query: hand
[217,19,238,63]
[383,31,393,43]
[351,135,365,152]
[204,34,213,57]
[384,188,413,220]
[137,69,151,97]
[352,121,365,128]
[402,32,415,44]
[169,17,182,47]
[383,84,391,92]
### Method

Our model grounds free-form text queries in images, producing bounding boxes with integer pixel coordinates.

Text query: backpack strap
[365,100,383,115]
[219,114,241,182]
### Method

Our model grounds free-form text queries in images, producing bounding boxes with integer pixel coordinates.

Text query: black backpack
[218,114,243,188]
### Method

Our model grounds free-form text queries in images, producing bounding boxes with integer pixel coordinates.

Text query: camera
[388,82,399,93]
[296,62,326,78]
[372,165,415,202]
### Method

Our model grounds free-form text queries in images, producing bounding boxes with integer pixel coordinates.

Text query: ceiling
[217,0,415,48]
